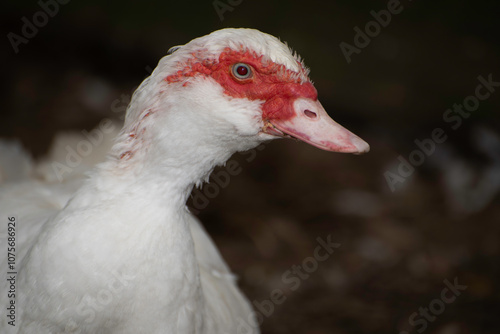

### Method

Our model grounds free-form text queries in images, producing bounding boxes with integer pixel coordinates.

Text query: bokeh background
[2,0,500,333]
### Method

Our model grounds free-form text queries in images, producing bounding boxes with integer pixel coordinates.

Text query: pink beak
[264,98,370,154]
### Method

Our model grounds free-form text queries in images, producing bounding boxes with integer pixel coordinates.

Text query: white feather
[0,28,314,333]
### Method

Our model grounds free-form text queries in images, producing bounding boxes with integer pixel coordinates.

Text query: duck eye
[232,63,252,80]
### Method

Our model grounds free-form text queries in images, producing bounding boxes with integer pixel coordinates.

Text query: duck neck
[54,120,230,279]
[94,85,262,211]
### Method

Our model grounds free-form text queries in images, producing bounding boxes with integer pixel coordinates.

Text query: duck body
[1,28,368,333]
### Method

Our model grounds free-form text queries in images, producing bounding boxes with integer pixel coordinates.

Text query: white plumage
[0,28,368,333]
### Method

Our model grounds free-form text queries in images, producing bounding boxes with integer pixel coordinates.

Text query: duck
[0,28,369,334]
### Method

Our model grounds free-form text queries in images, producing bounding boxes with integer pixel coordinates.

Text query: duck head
[116,28,369,175]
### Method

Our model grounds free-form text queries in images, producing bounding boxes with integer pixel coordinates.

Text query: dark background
[2,0,499,333]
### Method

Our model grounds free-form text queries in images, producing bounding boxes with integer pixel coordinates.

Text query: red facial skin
[118,48,367,162]
[164,48,317,122]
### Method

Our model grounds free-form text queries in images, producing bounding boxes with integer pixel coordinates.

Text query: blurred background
[2,0,499,333]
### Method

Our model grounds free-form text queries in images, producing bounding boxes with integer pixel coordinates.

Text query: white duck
[0,28,369,334]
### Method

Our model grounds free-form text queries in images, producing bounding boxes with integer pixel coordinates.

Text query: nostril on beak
[304,109,317,119]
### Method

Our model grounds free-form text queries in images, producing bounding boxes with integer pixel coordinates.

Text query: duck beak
[264,98,370,154]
